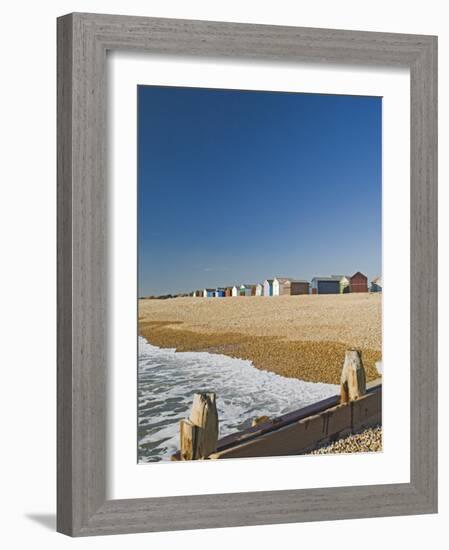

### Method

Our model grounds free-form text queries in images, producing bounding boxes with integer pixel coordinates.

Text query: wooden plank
[172,384,382,461]
[180,393,219,459]
[352,389,382,432]
[179,420,199,461]
[217,394,341,450]
[340,349,367,403]
[209,389,381,460]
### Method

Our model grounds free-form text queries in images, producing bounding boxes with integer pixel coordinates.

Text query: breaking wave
[138,336,338,462]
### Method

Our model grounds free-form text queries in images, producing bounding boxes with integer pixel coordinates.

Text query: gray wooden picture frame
[57,12,438,537]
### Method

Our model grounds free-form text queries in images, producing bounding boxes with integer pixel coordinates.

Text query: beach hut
[349,272,368,293]
[310,276,341,294]
[255,283,264,296]
[225,287,233,297]
[371,276,382,292]
[203,288,215,298]
[231,285,240,297]
[215,288,226,297]
[334,276,350,294]
[193,290,203,297]
[263,279,274,296]
[239,284,254,296]
[284,280,310,295]
[273,277,292,296]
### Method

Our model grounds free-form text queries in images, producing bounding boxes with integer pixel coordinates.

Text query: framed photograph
[57,13,437,536]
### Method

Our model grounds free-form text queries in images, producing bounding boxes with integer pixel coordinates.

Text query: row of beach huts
[192,272,382,298]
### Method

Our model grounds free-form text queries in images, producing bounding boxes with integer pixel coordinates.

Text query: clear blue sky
[138,86,381,297]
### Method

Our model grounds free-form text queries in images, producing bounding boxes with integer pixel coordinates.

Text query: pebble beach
[138,293,382,385]
[308,426,382,454]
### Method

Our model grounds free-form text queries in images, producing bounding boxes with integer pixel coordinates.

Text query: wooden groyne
[172,350,382,461]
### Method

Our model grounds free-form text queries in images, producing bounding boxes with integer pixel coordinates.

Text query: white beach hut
[273,277,291,296]
[263,279,274,296]
[231,285,240,297]
[255,283,263,296]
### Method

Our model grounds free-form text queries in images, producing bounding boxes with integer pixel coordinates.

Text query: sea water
[138,336,338,462]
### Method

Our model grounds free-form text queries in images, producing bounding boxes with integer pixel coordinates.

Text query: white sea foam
[138,336,338,462]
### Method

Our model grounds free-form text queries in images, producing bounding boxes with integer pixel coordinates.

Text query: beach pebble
[308,426,382,454]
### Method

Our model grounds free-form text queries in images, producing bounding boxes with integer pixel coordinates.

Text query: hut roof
[311,276,341,282]
[288,279,309,284]
[350,271,368,280]
[331,274,350,280]
[264,279,274,284]
[274,277,292,284]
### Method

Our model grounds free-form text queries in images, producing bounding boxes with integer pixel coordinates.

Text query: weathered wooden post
[340,349,366,404]
[180,392,219,460]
